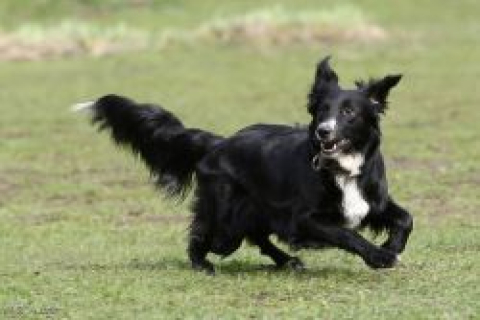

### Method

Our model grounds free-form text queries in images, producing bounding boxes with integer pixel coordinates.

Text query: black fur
[82,57,413,274]
[91,95,222,196]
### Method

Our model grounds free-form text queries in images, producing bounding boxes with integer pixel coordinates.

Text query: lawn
[0,0,479,319]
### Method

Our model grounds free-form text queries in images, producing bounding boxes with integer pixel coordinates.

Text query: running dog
[74,57,413,274]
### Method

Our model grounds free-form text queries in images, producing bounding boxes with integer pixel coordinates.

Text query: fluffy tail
[73,94,223,197]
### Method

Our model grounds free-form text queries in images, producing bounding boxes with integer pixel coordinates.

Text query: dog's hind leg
[188,211,215,274]
[249,236,304,270]
[188,186,216,275]
[381,199,413,255]
[188,235,215,275]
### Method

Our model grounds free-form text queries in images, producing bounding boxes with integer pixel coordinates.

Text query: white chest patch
[331,153,368,228]
[335,153,364,176]
[335,175,370,229]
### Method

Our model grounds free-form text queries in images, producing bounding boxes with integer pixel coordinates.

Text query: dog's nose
[316,120,336,140]
[316,127,331,140]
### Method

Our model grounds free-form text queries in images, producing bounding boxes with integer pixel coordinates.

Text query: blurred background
[0,0,478,318]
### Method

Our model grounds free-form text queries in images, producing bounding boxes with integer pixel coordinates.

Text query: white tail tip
[71,101,95,113]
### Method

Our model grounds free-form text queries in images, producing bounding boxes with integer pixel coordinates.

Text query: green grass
[0,0,479,319]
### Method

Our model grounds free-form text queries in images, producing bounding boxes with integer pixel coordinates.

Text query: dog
[74,57,413,274]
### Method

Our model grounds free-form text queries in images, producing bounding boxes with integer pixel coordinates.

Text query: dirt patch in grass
[116,213,188,226]
[192,8,387,47]
[387,156,452,174]
[444,173,480,187]
[0,5,388,61]
[409,192,477,222]
[0,178,19,205]
[0,167,48,205]
[45,190,101,207]
[0,128,33,139]
[0,31,143,61]
[12,211,65,226]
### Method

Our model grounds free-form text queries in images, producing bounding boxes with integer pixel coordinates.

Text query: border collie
[74,57,413,274]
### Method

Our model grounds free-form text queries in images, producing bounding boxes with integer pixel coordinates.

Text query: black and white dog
[75,57,413,274]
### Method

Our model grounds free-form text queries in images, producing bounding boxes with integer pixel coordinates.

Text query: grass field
[0,0,479,319]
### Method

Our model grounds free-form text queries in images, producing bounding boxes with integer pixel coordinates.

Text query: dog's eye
[341,106,355,117]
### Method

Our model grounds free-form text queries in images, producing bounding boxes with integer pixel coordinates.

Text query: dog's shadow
[213,260,362,279]
[62,257,364,280]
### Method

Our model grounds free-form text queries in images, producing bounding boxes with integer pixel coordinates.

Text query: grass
[0,0,479,319]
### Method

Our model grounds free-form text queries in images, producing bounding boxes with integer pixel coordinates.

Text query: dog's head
[308,56,401,161]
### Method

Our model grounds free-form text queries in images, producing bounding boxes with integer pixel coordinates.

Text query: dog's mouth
[320,138,349,156]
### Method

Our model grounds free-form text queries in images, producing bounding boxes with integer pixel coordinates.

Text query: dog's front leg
[294,216,397,269]
[381,199,413,255]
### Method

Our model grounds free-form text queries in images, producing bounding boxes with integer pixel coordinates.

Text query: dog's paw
[381,239,404,255]
[364,247,398,269]
[277,257,305,271]
[192,260,215,275]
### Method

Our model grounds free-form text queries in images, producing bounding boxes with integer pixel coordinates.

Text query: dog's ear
[359,74,402,113]
[308,56,339,114]
[315,56,338,84]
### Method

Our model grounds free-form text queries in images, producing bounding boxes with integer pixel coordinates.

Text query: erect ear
[308,56,339,114]
[363,74,402,111]
[315,56,339,84]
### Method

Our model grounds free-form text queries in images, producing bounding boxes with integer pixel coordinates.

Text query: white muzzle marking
[317,118,336,132]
